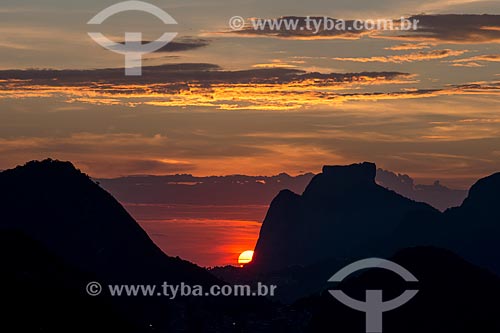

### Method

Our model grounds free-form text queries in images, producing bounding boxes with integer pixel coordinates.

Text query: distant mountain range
[98,168,467,212]
[376,169,467,211]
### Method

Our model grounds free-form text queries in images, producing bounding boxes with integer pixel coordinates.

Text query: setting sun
[238,250,254,266]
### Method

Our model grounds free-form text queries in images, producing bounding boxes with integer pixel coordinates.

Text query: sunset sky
[1,0,499,186]
[1,1,499,266]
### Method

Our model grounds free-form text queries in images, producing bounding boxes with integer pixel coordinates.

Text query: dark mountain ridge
[252,162,439,273]
[98,168,466,210]
[248,162,500,305]
[0,159,213,283]
[0,159,282,332]
[1,159,498,332]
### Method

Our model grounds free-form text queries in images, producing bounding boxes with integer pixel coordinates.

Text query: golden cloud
[333,49,468,63]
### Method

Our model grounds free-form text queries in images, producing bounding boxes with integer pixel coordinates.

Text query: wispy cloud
[0,63,499,111]
[0,41,35,50]
[447,54,500,67]
[119,38,210,53]
[226,15,500,43]
[0,64,417,110]
[384,43,434,51]
[385,14,500,43]
[333,49,468,63]
[226,16,371,40]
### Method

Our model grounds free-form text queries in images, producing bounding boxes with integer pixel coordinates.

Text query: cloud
[0,64,498,110]
[252,59,300,69]
[0,133,196,176]
[226,15,500,43]
[448,54,500,67]
[384,43,433,50]
[333,49,468,63]
[387,14,500,43]
[227,16,371,40]
[119,38,210,53]
[0,64,415,110]
[0,41,35,50]
[451,62,485,68]
[431,1,500,15]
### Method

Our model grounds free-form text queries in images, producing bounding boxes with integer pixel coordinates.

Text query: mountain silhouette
[395,171,500,274]
[2,159,498,332]
[0,159,216,283]
[252,163,438,273]
[376,168,467,211]
[98,168,465,213]
[252,162,500,274]
[242,162,500,306]
[0,159,280,332]
[442,171,500,273]
[0,230,136,332]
